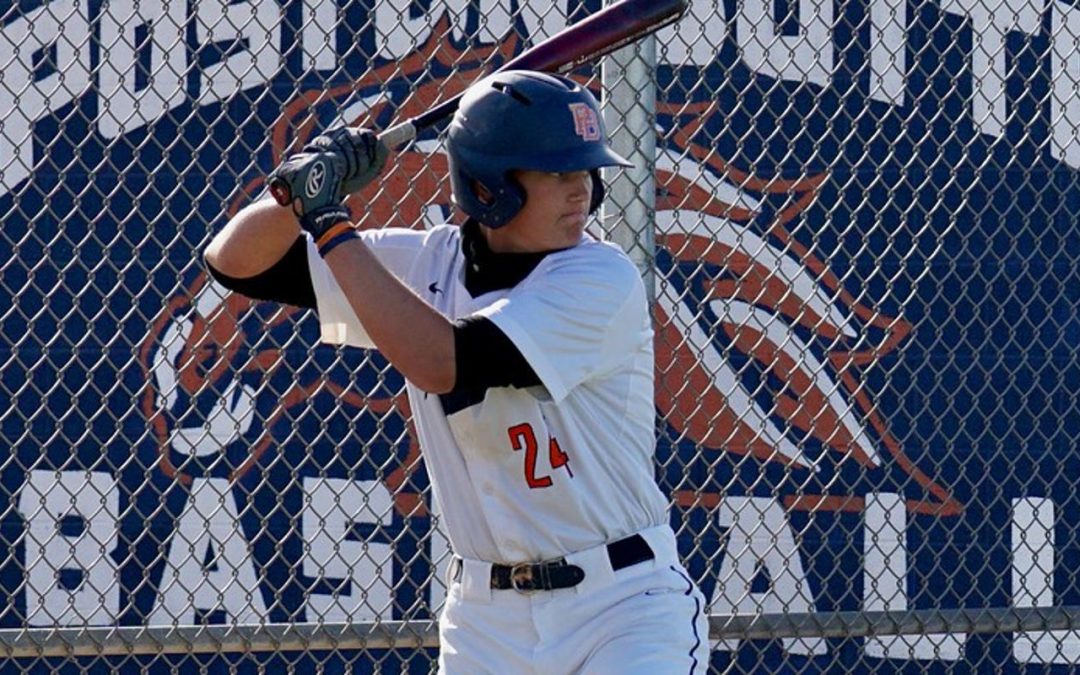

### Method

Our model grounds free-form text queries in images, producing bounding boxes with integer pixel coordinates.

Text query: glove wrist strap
[299,204,351,240]
[317,226,361,257]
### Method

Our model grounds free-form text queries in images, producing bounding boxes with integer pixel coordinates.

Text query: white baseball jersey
[307,224,669,564]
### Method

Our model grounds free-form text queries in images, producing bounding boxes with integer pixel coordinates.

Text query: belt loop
[638,524,678,566]
[459,558,494,602]
[447,557,463,587]
[565,540,617,595]
[536,562,552,592]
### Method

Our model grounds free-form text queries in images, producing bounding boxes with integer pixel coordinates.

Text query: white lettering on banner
[194,0,281,104]
[737,0,834,88]
[654,9,727,69]
[148,477,268,625]
[863,493,965,661]
[937,0,1040,140]
[301,0,339,72]
[1052,0,1080,167]
[302,477,394,622]
[98,0,188,139]
[18,471,118,626]
[11,470,1080,666]
[1011,497,1080,664]
[712,496,827,656]
[0,0,91,191]
[372,0,569,61]
[372,0,434,60]
[869,0,907,105]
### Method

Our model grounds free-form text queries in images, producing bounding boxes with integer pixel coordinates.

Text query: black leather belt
[483,533,655,592]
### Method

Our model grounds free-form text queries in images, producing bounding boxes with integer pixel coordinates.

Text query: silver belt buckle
[510,562,536,594]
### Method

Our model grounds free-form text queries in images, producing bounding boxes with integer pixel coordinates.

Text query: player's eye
[550,171,586,180]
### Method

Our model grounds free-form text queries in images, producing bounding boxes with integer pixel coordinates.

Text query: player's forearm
[323,239,457,394]
[205,198,302,278]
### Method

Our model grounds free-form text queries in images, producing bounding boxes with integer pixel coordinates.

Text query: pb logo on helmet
[569,102,601,141]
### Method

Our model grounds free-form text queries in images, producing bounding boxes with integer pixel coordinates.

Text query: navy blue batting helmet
[446,70,632,229]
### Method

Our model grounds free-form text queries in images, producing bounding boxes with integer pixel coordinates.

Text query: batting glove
[303,127,389,197]
[267,148,352,238]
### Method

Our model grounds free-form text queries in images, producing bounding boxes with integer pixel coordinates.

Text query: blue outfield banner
[0,0,1079,672]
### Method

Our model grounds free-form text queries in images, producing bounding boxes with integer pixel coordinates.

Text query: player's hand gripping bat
[268,0,688,206]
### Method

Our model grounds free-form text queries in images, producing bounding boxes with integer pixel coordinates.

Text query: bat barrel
[503,0,687,73]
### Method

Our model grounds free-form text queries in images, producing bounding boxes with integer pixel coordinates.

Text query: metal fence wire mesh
[1,0,1079,672]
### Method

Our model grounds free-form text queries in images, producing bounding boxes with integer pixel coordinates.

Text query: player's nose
[564,170,591,201]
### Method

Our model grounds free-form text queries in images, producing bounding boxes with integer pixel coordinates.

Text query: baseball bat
[269,0,688,206]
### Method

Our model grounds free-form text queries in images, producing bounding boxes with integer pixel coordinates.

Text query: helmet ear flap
[588,169,604,215]
[453,166,528,228]
[483,173,528,227]
[504,173,528,222]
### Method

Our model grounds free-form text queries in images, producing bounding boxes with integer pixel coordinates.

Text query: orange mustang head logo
[652,104,961,517]
[139,273,426,515]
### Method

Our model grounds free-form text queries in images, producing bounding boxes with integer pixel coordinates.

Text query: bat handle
[378,120,418,150]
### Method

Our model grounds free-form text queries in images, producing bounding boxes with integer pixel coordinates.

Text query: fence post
[600,26,656,300]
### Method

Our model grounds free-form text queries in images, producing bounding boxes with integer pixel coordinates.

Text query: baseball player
[204,70,708,674]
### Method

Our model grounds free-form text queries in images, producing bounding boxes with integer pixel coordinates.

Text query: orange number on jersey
[508,423,572,489]
[548,436,573,478]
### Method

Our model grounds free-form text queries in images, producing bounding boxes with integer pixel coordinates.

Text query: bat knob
[268,178,291,206]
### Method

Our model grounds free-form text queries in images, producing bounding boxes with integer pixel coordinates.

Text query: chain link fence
[1,0,1079,672]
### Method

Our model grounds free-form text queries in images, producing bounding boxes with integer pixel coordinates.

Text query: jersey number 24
[507,423,573,489]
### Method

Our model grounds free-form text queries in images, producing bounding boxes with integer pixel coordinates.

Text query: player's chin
[557,214,588,240]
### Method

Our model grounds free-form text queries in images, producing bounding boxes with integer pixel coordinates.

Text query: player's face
[484,169,593,253]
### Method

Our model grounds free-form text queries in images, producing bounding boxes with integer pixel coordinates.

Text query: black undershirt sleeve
[204,235,317,309]
[452,315,541,391]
